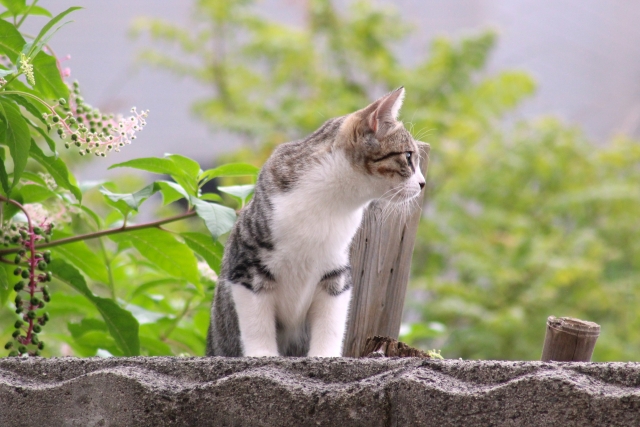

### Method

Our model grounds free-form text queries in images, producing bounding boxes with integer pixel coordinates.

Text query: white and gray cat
[207,87,425,357]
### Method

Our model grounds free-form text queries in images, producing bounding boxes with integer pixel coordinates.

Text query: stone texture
[0,357,639,426]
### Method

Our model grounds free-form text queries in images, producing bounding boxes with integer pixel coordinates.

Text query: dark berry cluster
[44,81,148,157]
[1,223,52,247]
[4,222,53,357]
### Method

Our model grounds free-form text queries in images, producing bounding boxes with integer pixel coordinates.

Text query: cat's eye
[405,152,412,163]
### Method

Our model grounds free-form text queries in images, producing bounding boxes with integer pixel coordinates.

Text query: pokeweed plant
[0,2,252,357]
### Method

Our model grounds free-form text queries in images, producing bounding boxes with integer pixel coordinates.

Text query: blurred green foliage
[134,0,640,361]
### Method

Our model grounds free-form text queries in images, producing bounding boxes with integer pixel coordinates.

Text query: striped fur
[207,87,425,357]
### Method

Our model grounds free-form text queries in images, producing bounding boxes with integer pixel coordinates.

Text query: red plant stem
[24,217,36,345]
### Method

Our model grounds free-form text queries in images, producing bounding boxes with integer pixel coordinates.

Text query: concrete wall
[1,357,639,426]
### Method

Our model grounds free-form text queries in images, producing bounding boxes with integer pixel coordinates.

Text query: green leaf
[0,0,26,17]
[7,93,49,124]
[0,67,15,76]
[181,232,224,273]
[165,154,200,195]
[199,192,223,202]
[0,98,31,189]
[31,51,69,99]
[99,183,156,213]
[199,163,260,186]
[70,330,122,357]
[100,196,131,218]
[79,204,103,228]
[2,187,21,219]
[109,156,198,196]
[32,123,58,153]
[51,238,110,284]
[29,140,82,201]
[19,183,56,203]
[131,277,186,299]
[109,157,184,176]
[110,228,200,285]
[0,263,12,304]
[0,261,8,290]
[68,318,108,339]
[25,6,81,59]
[0,147,9,195]
[139,334,173,356]
[219,184,255,203]
[105,210,124,229]
[0,79,49,119]
[165,153,201,178]
[165,325,205,355]
[22,21,71,61]
[155,180,189,205]
[0,18,26,62]
[49,258,140,356]
[67,318,113,357]
[191,197,237,239]
[19,170,46,185]
[23,5,52,18]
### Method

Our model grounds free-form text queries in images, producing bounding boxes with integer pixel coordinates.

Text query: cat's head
[339,87,425,204]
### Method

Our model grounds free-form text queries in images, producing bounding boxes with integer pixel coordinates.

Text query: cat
[206,87,425,357]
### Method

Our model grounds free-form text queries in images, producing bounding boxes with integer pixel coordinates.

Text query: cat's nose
[419,181,425,190]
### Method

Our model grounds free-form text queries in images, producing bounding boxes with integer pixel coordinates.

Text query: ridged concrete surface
[1,357,639,426]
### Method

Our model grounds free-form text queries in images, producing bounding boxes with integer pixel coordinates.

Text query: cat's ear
[364,87,405,139]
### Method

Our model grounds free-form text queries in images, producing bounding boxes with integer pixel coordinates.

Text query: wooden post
[541,316,600,362]
[343,142,430,357]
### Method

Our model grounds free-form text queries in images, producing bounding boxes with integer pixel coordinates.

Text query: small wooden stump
[361,335,433,358]
[541,316,600,362]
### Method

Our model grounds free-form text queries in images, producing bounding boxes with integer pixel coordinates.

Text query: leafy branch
[0,201,197,257]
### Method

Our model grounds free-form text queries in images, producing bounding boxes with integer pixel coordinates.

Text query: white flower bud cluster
[43,81,149,157]
[19,53,35,86]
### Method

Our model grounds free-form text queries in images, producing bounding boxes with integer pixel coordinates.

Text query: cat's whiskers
[406,121,416,137]
[375,183,405,205]
[379,185,409,222]
[384,186,425,223]
[399,201,411,222]
[381,184,405,204]
[413,128,433,142]
[409,194,423,217]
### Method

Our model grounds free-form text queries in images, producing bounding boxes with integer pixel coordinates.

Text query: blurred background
[27,0,640,360]
[36,0,640,173]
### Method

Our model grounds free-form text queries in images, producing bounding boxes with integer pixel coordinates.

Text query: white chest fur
[266,151,369,326]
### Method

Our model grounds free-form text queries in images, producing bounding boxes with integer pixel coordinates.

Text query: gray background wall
[25,0,640,179]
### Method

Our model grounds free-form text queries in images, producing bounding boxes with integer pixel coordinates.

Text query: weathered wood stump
[541,316,601,362]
